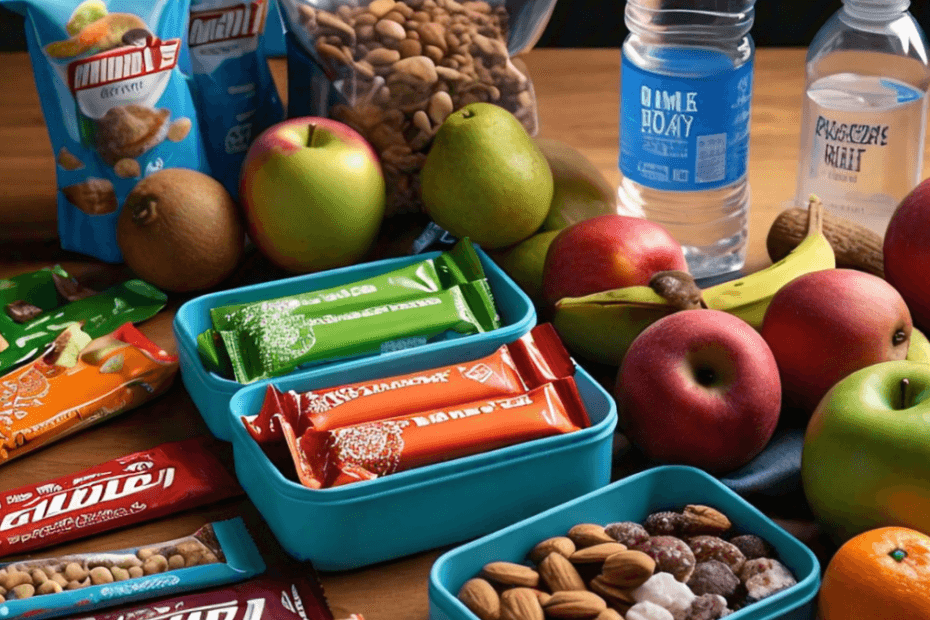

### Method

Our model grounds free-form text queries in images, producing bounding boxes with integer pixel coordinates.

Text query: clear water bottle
[794,0,930,237]
[618,0,756,280]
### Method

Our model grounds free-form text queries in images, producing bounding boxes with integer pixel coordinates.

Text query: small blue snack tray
[228,360,617,571]
[0,517,266,620]
[429,466,821,620]
[174,246,536,442]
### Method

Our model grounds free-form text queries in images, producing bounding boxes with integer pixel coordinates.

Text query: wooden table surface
[0,47,923,619]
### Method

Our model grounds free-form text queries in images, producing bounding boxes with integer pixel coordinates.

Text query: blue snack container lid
[429,465,821,620]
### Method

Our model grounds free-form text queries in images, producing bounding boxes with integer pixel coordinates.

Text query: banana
[552,196,836,365]
[907,327,930,364]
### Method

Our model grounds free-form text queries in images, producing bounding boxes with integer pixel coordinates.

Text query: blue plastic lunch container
[173,246,536,441]
[227,358,618,571]
[429,466,821,620]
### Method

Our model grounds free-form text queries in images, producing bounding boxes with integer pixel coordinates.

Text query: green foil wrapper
[0,268,168,374]
[223,279,500,384]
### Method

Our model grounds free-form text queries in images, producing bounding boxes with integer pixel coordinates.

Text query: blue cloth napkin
[719,427,807,497]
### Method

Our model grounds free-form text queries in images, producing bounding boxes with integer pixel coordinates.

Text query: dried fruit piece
[458,578,500,620]
[633,536,696,583]
[605,522,650,548]
[687,536,746,574]
[114,158,141,178]
[568,524,615,548]
[62,177,117,215]
[57,147,84,171]
[481,562,540,588]
[500,587,544,620]
[543,590,608,619]
[569,542,627,564]
[686,561,739,598]
[538,553,587,592]
[528,537,576,564]
[167,117,192,142]
[680,506,731,536]
[728,534,773,561]
[683,594,730,620]
[743,559,796,602]
[601,550,656,589]
[51,272,98,302]
[644,511,684,536]
[5,301,43,323]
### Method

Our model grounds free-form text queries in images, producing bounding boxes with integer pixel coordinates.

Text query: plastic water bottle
[794,0,930,237]
[618,0,756,280]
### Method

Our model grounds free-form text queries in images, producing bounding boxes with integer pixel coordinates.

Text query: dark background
[3,0,930,51]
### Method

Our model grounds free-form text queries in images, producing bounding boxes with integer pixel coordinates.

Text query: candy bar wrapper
[198,238,489,376]
[0,517,266,620]
[281,376,591,488]
[0,269,168,374]
[0,322,178,466]
[0,437,242,557]
[189,0,285,200]
[71,575,336,620]
[245,323,575,439]
[0,0,211,263]
[224,278,500,384]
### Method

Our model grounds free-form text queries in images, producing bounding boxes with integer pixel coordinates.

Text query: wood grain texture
[0,47,914,619]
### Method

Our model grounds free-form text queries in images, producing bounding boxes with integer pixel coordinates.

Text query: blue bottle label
[620,53,754,192]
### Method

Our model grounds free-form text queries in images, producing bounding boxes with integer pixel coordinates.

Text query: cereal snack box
[2,0,211,263]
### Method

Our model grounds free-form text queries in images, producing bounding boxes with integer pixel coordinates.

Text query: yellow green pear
[421,103,553,249]
[491,230,560,304]
[536,138,619,231]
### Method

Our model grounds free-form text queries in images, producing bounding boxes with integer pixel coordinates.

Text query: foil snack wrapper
[0,437,242,557]
[0,518,266,620]
[0,0,212,263]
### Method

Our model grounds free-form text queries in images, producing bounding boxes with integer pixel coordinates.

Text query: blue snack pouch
[188,0,285,199]
[1,0,211,264]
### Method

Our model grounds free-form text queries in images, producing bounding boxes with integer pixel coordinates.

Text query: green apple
[802,360,930,544]
[490,230,559,304]
[421,103,553,249]
[239,117,385,273]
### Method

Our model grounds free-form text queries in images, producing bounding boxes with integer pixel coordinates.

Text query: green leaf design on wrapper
[223,279,501,384]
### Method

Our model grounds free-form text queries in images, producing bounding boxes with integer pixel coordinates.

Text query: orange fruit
[819,526,930,620]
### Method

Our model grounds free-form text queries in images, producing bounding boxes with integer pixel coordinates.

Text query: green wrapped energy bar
[223,280,500,384]
[0,268,168,374]
[198,239,494,377]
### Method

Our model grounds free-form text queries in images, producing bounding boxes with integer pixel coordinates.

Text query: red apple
[239,117,385,273]
[885,178,930,331]
[542,214,687,306]
[760,269,912,414]
[616,309,781,474]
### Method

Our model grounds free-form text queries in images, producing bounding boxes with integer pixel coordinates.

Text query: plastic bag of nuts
[278,0,557,215]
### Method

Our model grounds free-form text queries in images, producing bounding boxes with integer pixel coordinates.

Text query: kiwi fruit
[116,168,244,293]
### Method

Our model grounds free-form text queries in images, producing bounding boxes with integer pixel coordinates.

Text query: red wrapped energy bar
[285,377,591,489]
[245,323,575,440]
[0,437,241,557]
[72,575,334,620]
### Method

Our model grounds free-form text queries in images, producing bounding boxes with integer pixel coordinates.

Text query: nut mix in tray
[280,0,539,214]
[459,505,799,620]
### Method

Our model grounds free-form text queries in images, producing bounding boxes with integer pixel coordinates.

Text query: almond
[458,578,500,620]
[681,505,732,535]
[601,550,656,588]
[500,588,544,620]
[569,543,627,564]
[481,562,540,588]
[543,591,608,619]
[594,610,623,620]
[588,576,636,606]
[538,553,587,592]
[528,537,576,564]
[567,524,614,548]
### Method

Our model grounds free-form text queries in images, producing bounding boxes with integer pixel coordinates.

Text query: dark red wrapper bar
[0,437,241,557]
[73,575,335,620]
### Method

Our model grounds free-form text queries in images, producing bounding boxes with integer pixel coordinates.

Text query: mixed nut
[457,505,798,620]
[293,0,537,214]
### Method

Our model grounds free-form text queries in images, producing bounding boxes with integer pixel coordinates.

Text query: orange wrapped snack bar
[0,322,178,465]
[283,377,591,489]
[245,324,575,439]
